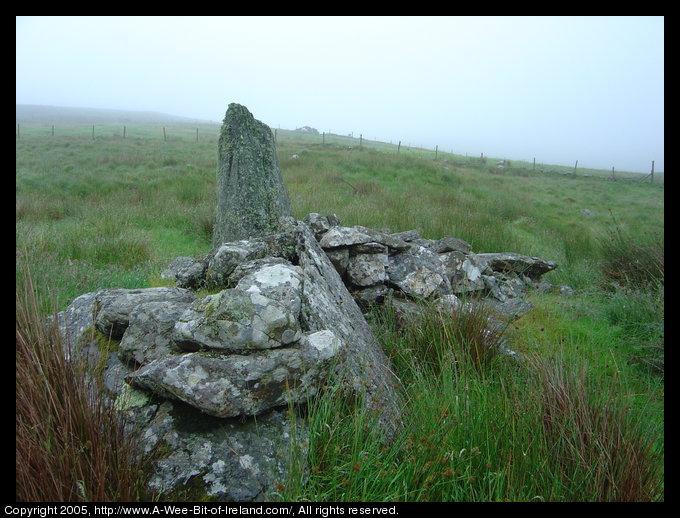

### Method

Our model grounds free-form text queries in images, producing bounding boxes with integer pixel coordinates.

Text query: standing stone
[213,103,292,247]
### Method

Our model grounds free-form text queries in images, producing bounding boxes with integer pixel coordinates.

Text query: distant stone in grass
[212,103,292,247]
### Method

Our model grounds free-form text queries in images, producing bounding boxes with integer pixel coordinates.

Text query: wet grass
[16,122,663,501]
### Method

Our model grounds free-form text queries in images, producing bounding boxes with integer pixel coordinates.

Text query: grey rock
[119,301,193,366]
[204,240,269,290]
[346,252,388,287]
[319,225,410,253]
[236,262,305,315]
[294,221,404,439]
[173,289,301,352]
[389,229,421,242]
[352,241,388,255]
[127,330,341,418]
[213,104,292,246]
[319,225,375,249]
[440,251,488,294]
[387,246,451,299]
[140,401,303,502]
[228,257,290,287]
[477,297,535,322]
[431,236,472,254]
[484,272,527,302]
[325,247,350,276]
[161,255,209,289]
[303,213,340,239]
[351,285,391,306]
[476,252,558,279]
[55,291,99,362]
[94,288,197,340]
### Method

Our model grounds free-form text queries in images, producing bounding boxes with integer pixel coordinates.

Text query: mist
[16,16,663,173]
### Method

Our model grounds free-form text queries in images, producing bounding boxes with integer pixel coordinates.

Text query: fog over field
[16,16,663,173]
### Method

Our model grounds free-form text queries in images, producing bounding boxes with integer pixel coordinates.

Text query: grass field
[16,112,664,501]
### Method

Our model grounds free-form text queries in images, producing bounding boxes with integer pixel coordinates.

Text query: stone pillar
[212,103,292,247]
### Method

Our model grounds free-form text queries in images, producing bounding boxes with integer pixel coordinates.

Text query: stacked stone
[303,213,558,318]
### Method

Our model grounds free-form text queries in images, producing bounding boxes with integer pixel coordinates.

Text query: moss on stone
[213,104,292,246]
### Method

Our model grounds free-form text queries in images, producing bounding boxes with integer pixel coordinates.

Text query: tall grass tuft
[599,214,663,290]
[533,356,663,501]
[16,264,154,502]
[382,299,507,378]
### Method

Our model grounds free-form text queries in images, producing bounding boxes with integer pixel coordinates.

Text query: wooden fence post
[360,134,363,148]
[533,157,536,171]
[123,125,126,138]
[17,124,20,139]
[650,160,654,183]
[51,125,54,137]
[163,127,167,142]
[196,128,199,142]
[435,145,438,161]
[92,125,95,140]
[397,141,401,154]
[573,160,578,176]
[322,132,325,145]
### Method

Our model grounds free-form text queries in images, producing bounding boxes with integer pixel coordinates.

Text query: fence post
[397,141,401,154]
[435,145,438,161]
[123,125,126,138]
[533,157,536,171]
[163,127,167,142]
[322,132,325,145]
[17,124,20,139]
[650,160,654,183]
[611,166,615,181]
[573,160,578,176]
[92,125,95,140]
[51,125,54,137]
[196,128,199,142]
[359,134,362,148]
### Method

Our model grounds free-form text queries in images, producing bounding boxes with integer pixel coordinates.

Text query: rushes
[533,356,663,501]
[15,265,153,502]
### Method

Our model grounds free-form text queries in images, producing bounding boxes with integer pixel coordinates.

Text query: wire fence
[16,122,662,183]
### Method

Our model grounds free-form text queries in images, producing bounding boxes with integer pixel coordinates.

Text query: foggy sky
[16,16,664,173]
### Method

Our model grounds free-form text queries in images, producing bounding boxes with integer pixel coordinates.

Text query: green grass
[16,120,663,501]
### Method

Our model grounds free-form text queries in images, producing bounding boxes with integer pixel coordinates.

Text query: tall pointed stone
[213,103,292,247]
